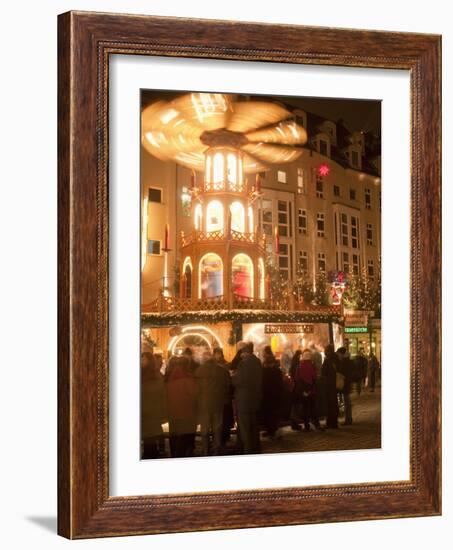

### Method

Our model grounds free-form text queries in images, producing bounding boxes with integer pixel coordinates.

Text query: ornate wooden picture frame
[58,11,441,538]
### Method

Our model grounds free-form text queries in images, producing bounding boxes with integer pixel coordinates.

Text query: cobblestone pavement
[260,388,381,455]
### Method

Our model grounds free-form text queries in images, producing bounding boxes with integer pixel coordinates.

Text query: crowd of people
[141,342,381,459]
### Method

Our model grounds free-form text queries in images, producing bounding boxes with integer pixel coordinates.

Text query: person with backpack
[295,350,322,431]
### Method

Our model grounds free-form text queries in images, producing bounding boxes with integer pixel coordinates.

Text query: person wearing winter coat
[232,342,262,454]
[165,355,198,458]
[141,352,167,458]
[321,344,340,429]
[261,346,284,438]
[195,354,231,455]
[213,347,234,446]
[336,347,354,425]
[295,350,321,431]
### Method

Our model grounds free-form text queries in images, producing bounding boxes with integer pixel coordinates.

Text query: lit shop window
[206,200,224,233]
[230,201,245,233]
[298,209,307,235]
[194,203,202,230]
[317,212,325,237]
[232,253,254,298]
[199,253,223,299]
[367,223,374,246]
[317,252,326,272]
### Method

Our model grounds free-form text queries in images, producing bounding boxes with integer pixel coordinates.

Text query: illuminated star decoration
[318,163,330,177]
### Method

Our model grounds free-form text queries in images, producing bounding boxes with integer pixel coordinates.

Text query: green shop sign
[344,326,368,334]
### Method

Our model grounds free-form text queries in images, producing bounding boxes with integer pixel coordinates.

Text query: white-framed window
[261,198,273,236]
[298,208,307,235]
[333,184,340,197]
[278,200,289,237]
[365,187,371,209]
[317,252,326,272]
[299,250,308,272]
[181,186,191,216]
[368,259,375,280]
[316,176,324,198]
[350,188,356,201]
[352,253,360,275]
[351,215,359,249]
[343,251,350,273]
[278,243,289,280]
[277,170,287,183]
[297,167,306,194]
[341,213,349,246]
[317,212,325,237]
[367,223,373,246]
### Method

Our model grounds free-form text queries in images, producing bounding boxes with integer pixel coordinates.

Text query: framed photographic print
[58,11,441,538]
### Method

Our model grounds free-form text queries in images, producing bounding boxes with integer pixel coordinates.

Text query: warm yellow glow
[198,253,223,299]
[230,201,245,233]
[232,253,254,298]
[206,200,224,233]
[227,153,237,184]
[258,257,265,299]
[213,152,224,186]
[194,203,202,230]
[205,154,211,183]
[182,256,193,272]
[248,206,254,233]
[141,197,148,271]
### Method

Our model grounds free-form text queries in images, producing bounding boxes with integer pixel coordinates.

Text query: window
[206,200,224,233]
[232,254,254,298]
[182,257,192,298]
[199,253,223,299]
[351,150,359,167]
[341,213,349,246]
[258,258,266,299]
[367,223,373,246]
[261,199,273,236]
[277,170,287,183]
[351,216,359,249]
[319,139,328,156]
[350,188,356,201]
[278,200,289,237]
[181,186,191,216]
[194,203,202,230]
[278,243,289,280]
[299,250,308,272]
[316,176,324,198]
[368,259,375,280]
[298,208,307,235]
[317,213,325,237]
[365,188,371,209]
[227,153,237,184]
[147,239,161,255]
[248,206,254,232]
[230,201,245,233]
[352,254,360,275]
[333,184,340,197]
[343,252,350,273]
[148,187,162,203]
[317,252,326,272]
[297,168,306,194]
[213,152,224,187]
